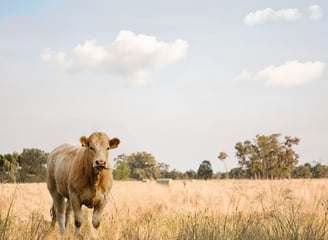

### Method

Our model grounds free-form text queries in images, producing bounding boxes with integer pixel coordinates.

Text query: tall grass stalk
[0,185,18,240]
[0,185,52,240]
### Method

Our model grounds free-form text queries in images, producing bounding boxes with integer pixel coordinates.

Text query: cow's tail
[50,204,56,228]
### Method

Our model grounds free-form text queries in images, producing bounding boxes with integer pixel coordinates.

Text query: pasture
[1,179,328,239]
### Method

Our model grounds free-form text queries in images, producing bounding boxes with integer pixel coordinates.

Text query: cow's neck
[91,169,110,195]
[93,169,105,184]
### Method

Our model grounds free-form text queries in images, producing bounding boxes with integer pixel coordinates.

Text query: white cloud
[40,30,188,85]
[236,61,326,87]
[234,69,253,81]
[308,5,322,20]
[40,48,52,62]
[244,8,302,26]
[40,49,74,72]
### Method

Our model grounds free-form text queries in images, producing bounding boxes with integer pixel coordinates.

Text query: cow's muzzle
[94,160,109,170]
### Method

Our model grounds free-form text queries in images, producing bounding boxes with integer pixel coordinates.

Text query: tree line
[1,133,328,183]
[0,148,48,183]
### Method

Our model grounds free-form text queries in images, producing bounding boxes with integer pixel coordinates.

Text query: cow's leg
[92,197,108,229]
[70,193,83,235]
[50,204,56,228]
[52,192,66,234]
[64,199,71,229]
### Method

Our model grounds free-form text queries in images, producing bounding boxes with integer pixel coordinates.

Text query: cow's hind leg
[52,192,66,234]
[50,204,56,228]
[64,199,72,229]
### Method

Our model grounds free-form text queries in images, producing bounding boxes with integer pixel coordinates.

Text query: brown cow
[46,132,120,235]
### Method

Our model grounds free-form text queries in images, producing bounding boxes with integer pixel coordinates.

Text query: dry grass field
[1,179,328,239]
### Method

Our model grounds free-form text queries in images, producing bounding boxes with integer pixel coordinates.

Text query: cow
[46,132,120,235]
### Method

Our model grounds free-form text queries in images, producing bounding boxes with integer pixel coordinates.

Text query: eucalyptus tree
[218,152,228,178]
[235,134,300,179]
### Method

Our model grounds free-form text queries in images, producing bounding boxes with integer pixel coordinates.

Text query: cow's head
[80,132,120,170]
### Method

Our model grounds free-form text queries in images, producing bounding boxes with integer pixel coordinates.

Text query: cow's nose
[95,160,106,167]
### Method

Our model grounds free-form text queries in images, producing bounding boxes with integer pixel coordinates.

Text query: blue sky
[0,0,327,172]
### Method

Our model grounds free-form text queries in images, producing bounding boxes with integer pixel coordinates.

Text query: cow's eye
[107,147,110,150]
[89,146,94,151]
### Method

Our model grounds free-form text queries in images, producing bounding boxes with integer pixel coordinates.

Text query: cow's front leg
[92,196,108,229]
[70,193,83,235]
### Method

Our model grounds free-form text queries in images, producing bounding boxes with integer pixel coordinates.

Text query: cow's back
[47,144,81,198]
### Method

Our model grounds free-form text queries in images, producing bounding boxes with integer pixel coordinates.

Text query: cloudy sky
[1,0,327,172]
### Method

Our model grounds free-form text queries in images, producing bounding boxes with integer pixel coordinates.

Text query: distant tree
[126,152,158,180]
[113,154,130,180]
[218,152,228,178]
[312,163,328,178]
[185,169,197,179]
[212,172,228,179]
[282,136,300,178]
[19,148,48,182]
[0,154,7,182]
[0,153,19,183]
[235,134,300,179]
[229,167,247,179]
[197,160,213,180]
[156,162,170,178]
[166,169,178,179]
[163,169,183,179]
[292,163,312,178]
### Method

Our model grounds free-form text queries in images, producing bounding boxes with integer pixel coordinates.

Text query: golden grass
[1,179,328,239]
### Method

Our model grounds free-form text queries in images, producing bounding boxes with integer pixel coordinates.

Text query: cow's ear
[109,138,120,149]
[80,136,89,147]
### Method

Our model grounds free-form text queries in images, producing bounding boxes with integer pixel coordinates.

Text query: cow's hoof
[75,220,81,228]
[93,221,100,229]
